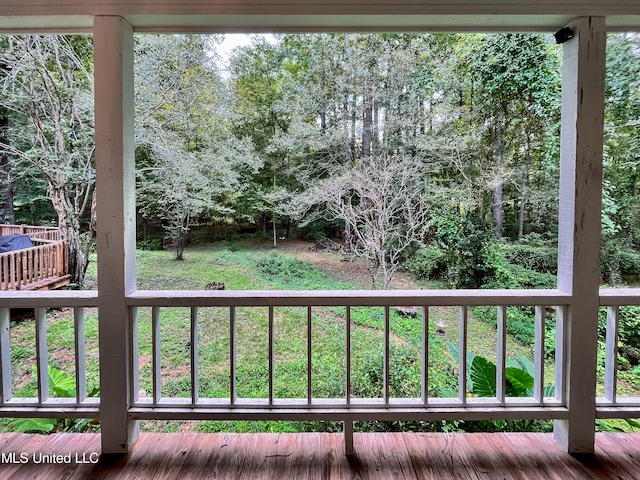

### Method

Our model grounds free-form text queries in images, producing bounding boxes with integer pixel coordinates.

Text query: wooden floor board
[0,432,639,479]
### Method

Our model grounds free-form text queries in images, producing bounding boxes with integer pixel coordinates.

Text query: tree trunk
[343,95,352,163]
[272,215,277,248]
[82,188,97,281]
[50,181,96,285]
[175,214,189,261]
[492,121,505,238]
[0,110,15,224]
[493,184,503,238]
[518,135,531,240]
[0,152,14,225]
[373,101,379,152]
[363,82,373,159]
[350,97,357,159]
[272,170,277,248]
[518,171,528,241]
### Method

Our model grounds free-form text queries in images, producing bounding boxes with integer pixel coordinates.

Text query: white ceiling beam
[1,1,640,32]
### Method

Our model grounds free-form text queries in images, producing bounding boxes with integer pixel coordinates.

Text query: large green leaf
[447,342,477,392]
[505,367,534,397]
[49,365,76,398]
[439,387,459,398]
[470,355,497,397]
[625,419,640,430]
[447,342,476,367]
[32,365,76,398]
[11,418,56,434]
[506,356,535,378]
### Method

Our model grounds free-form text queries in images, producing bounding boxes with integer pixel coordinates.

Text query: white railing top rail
[128,288,571,307]
[599,288,640,306]
[1,286,636,309]
[0,290,98,308]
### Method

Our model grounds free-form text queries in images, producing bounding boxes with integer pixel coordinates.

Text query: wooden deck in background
[0,432,638,479]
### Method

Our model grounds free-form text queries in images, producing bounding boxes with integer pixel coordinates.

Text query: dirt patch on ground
[49,349,76,371]
[276,239,422,291]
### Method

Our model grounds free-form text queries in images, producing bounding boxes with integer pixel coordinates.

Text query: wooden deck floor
[0,432,638,479]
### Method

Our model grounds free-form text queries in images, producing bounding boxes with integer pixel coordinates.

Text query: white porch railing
[2,288,640,451]
[0,292,99,419]
[597,289,640,418]
[125,289,570,423]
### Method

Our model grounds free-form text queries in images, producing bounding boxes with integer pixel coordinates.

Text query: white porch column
[554,16,606,454]
[94,16,139,453]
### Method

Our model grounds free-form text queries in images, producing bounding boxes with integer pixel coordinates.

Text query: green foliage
[350,343,421,398]
[11,366,99,434]
[603,34,640,256]
[472,305,556,349]
[480,240,557,289]
[404,244,447,280]
[12,418,56,434]
[10,346,31,364]
[598,305,640,365]
[136,34,262,261]
[47,364,77,397]
[0,35,97,284]
[485,262,556,290]
[256,253,328,289]
[137,238,163,251]
[596,418,640,433]
[446,342,549,398]
[600,239,640,284]
[502,243,557,274]
[504,366,534,397]
[619,250,640,277]
[469,355,497,397]
[429,207,494,288]
[616,306,640,349]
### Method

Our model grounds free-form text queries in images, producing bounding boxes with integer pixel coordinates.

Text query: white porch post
[94,16,139,453]
[554,16,606,454]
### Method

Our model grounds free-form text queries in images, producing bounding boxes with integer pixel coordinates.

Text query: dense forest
[1,33,640,290]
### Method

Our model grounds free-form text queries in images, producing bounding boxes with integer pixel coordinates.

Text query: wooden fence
[0,225,69,290]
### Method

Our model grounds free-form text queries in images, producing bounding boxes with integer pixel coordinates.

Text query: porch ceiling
[1,1,640,33]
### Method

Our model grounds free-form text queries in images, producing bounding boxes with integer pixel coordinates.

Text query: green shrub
[481,241,556,290]
[404,245,447,280]
[137,238,162,250]
[484,262,556,290]
[502,243,557,274]
[427,207,494,288]
[600,241,640,284]
[619,250,640,277]
[255,253,326,289]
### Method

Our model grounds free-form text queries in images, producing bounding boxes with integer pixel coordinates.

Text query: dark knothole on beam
[554,27,574,44]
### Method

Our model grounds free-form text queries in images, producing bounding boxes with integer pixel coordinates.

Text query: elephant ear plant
[440,342,556,432]
[445,342,555,398]
[12,365,99,434]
